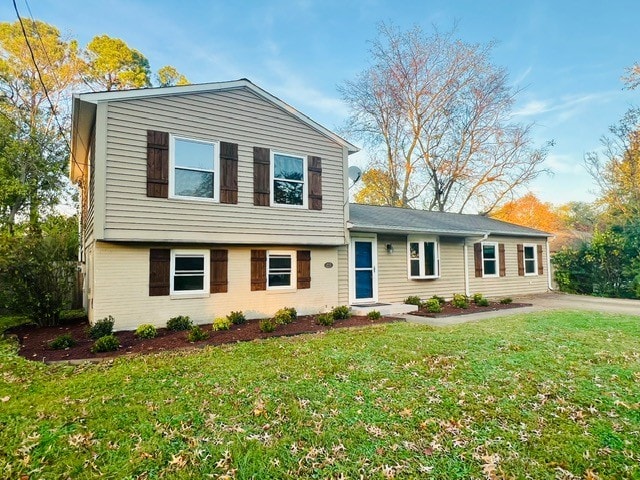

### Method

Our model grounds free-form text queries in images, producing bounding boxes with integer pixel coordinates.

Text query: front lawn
[1,311,639,479]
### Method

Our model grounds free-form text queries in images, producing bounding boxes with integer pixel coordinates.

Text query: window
[267,251,295,289]
[171,136,219,200]
[524,245,537,275]
[171,250,209,295]
[407,237,439,279]
[482,242,499,277]
[271,152,307,207]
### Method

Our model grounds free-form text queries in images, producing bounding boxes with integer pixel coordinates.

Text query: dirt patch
[409,301,532,317]
[6,315,402,363]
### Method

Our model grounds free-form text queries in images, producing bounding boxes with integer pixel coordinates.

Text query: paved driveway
[403,291,640,327]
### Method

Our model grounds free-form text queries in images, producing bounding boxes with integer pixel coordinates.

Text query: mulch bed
[5,314,402,363]
[409,301,532,317]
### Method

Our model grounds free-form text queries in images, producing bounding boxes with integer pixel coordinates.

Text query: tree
[354,168,401,206]
[156,65,189,87]
[84,35,151,90]
[622,62,640,90]
[340,23,549,213]
[491,193,562,233]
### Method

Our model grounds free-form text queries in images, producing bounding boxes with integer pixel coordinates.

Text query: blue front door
[354,240,375,300]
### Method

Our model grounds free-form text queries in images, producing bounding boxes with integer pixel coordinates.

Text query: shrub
[167,315,192,331]
[259,318,276,333]
[59,309,87,322]
[273,307,297,325]
[87,316,115,340]
[476,297,490,307]
[135,324,157,339]
[186,325,209,342]
[430,295,446,305]
[424,298,442,313]
[451,293,469,309]
[91,334,119,353]
[48,333,76,350]
[404,295,422,306]
[500,297,513,304]
[227,311,246,325]
[331,305,351,320]
[472,293,484,304]
[212,316,232,331]
[316,313,334,326]
[367,310,382,320]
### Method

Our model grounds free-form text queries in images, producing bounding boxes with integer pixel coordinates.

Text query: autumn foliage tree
[354,168,402,206]
[491,193,562,233]
[340,23,549,213]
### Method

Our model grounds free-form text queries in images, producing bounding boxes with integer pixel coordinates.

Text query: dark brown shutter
[210,249,228,293]
[473,243,483,277]
[147,130,169,198]
[297,250,311,289]
[308,156,322,210]
[251,249,267,291]
[499,243,506,277]
[220,142,238,204]
[149,248,170,296]
[517,244,525,276]
[253,147,270,206]
[537,244,544,275]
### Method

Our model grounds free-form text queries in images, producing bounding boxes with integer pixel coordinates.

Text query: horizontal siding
[102,88,347,245]
[92,242,341,331]
[337,244,348,305]
[467,236,549,298]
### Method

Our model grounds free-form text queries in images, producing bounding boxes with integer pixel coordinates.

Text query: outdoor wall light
[386,243,394,254]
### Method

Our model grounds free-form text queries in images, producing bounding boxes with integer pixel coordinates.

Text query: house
[70,79,552,331]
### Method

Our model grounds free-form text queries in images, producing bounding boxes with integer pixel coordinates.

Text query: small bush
[167,315,192,331]
[87,316,115,340]
[476,297,490,307]
[331,305,351,320]
[472,293,484,304]
[367,310,381,320]
[135,324,157,339]
[424,298,442,313]
[259,318,276,333]
[451,293,469,309]
[212,316,232,331]
[48,333,76,350]
[227,311,246,325]
[59,309,87,322]
[404,295,422,306]
[500,297,513,304]
[316,313,335,326]
[430,295,446,305]
[186,325,209,342]
[91,334,119,353]
[274,307,297,325]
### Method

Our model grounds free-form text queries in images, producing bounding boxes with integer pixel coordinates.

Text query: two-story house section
[70,79,359,331]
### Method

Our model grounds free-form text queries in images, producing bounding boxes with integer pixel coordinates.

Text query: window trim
[170,249,210,296]
[169,134,220,202]
[481,242,500,278]
[270,151,308,208]
[266,250,297,291]
[523,244,538,276]
[407,236,440,280]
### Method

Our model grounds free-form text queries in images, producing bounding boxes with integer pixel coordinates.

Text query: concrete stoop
[350,302,417,317]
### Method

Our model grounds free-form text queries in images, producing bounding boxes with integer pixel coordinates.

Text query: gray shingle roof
[348,204,551,238]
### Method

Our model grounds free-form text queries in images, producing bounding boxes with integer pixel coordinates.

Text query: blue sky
[4,0,638,205]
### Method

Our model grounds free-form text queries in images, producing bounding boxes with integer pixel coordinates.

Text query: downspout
[464,233,489,297]
[546,238,554,291]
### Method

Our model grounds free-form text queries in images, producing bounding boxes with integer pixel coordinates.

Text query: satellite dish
[348,166,362,184]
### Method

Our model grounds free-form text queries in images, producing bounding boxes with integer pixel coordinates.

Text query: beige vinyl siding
[92,242,340,331]
[467,235,549,297]
[84,135,95,246]
[100,89,347,245]
[337,244,348,305]
[376,234,466,302]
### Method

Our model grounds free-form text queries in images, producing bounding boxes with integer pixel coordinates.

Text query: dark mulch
[409,301,532,317]
[5,314,402,363]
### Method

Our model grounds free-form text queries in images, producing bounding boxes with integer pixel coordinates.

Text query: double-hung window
[482,242,499,277]
[407,237,439,279]
[271,152,307,207]
[171,136,219,201]
[171,250,209,295]
[267,251,295,289]
[523,245,537,275]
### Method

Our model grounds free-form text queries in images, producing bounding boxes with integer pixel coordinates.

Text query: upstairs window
[171,250,209,295]
[271,152,307,207]
[524,245,537,275]
[482,242,499,277]
[171,136,219,201]
[407,237,439,279]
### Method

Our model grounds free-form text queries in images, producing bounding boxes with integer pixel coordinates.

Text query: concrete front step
[350,302,417,317]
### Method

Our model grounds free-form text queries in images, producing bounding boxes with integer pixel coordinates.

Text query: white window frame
[170,249,210,296]
[169,135,220,202]
[267,250,297,290]
[482,242,500,278]
[523,244,538,276]
[407,236,440,279]
[270,151,308,208]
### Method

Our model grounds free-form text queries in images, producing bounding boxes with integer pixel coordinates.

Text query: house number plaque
[324,262,334,269]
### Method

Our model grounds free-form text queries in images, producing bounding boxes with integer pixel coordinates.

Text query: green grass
[1,311,639,479]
